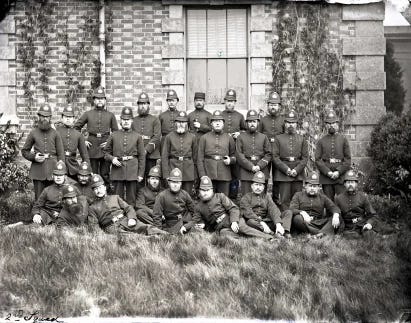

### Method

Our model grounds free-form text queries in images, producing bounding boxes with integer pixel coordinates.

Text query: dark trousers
[219,218,273,240]
[240,180,253,195]
[105,220,166,235]
[90,158,110,184]
[278,181,303,211]
[271,163,280,204]
[246,219,276,232]
[144,158,157,180]
[182,181,194,196]
[113,180,137,206]
[135,209,154,225]
[33,180,53,201]
[291,213,336,235]
[322,184,345,201]
[212,180,230,197]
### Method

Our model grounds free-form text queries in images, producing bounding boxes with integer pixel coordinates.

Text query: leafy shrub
[0,190,34,224]
[366,112,411,197]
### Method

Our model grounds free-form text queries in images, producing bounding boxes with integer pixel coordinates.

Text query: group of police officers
[21,86,378,239]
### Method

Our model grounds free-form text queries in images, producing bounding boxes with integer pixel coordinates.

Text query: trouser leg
[113,181,125,200]
[292,214,310,233]
[182,181,194,196]
[135,209,154,225]
[238,218,272,239]
[278,182,292,211]
[240,181,252,195]
[100,159,111,185]
[90,158,99,175]
[246,218,264,231]
[281,210,294,232]
[322,184,336,201]
[319,218,337,235]
[33,180,51,201]
[219,228,240,239]
[213,181,230,197]
[125,181,137,206]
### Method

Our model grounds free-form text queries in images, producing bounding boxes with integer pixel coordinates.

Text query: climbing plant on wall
[272,3,355,170]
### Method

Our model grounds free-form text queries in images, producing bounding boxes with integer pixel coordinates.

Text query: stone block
[351,91,385,125]
[355,125,374,142]
[162,18,184,33]
[0,16,15,34]
[0,87,9,113]
[250,94,266,111]
[251,69,272,83]
[251,31,265,43]
[251,58,266,70]
[169,33,183,45]
[0,46,15,59]
[250,17,272,32]
[343,37,385,56]
[169,58,184,70]
[162,44,184,58]
[342,3,384,21]
[355,21,384,37]
[343,72,385,90]
[251,83,266,96]
[356,56,384,72]
[251,4,265,17]
[0,71,16,86]
[169,5,183,19]
[350,141,370,158]
[161,70,184,85]
[251,43,272,58]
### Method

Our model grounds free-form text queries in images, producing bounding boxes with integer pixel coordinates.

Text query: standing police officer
[159,89,180,144]
[74,86,118,184]
[188,92,211,139]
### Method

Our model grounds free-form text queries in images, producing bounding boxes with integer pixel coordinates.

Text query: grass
[0,225,410,321]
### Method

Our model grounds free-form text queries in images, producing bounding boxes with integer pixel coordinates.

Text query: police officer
[335,170,377,236]
[32,161,78,225]
[74,161,95,203]
[22,104,65,200]
[188,92,211,138]
[282,172,341,238]
[56,105,90,180]
[152,168,195,234]
[182,176,274,240]
[240,171,288,237]
[88,174,164,235]
[56,184,88,229]
[236,109,271,195]
[221,89,247,199]
[161,111,197,195]
[259,91,285,204]
[74,86,118,184]
[315,110,351,201]
[159,89,180,144]
[272,110,308,210]
[197,110,236,196]
[135,165,163,225]
[132,92,161,180]
[104,107,145,206]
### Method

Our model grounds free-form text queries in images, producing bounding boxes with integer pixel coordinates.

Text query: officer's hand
[252,166,260,173]
[333,171,340,179]
[195,223,205,229]
[33,214,42,224]
[128,218,137,227]
[332,213,340,228]
[327,171,334,179]
[193,121,201,129]
[180,226,187,235]
[99,142,107,148]
[137,176,144,182]
[112,157,122,167]
[34,153,45,163]
[300,211,311,223]
[260,221,272,234]
[363,223,372,231]
[232,132,240,139]
[290,169,298,177]
[85,140,92,148]
[276,223,285,235]
[223,156,231,165]
[286,168,293,176]
[231,221,239,233]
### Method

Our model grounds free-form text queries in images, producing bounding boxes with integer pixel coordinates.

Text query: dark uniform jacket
[273,133,308,182]
[152,188,195,229]
[56,125,90,176]
[221,110,246,135]
[55,195,88,228]
[236,131,272,181]
[161,131,197,181]
[315,133,351,184]
[88,195,137,231]
[74,109,118,159]
[240,192,282,224]
[74,182,95,204]
[335,191,377,227]
[188,109,212,137]
[186,193,240,231]
[197,131,236,181]
[258,114,284,144]
[132,114,161,160]
[289,191,340,226]
[135,186,162,213]
[104,129,146,181]
[159,109,178,136]
[22,128,65,181]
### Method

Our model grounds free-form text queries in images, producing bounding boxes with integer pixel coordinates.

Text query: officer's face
[53,174,65,185]
[175,121,188,134]
[168,180,182,193]
[77,174,89,185]
[199,188,214,201]
[344,180,358,193]
[305,183,321,196]
[211,120,224,132]
[268,103,281,115]
[148,176,160,189]
[138,102,150,115]
[63,196,78,206]
[251,182,265,195]
[326,122,339,134]
[93,184,107,198]
[94,97,106,109]
[62,115,75,127]
[167,98,178,110]
[247,120,258,132]
[225,99,236,111]
[121,118,132,130]
[38,115,51,130]
[285,121,297,134]
[194,99,205,109]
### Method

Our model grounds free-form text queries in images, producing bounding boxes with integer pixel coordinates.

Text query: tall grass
[0,226,410,321]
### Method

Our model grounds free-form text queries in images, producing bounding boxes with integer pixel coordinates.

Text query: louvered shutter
[187,10,207,58]
[207,10,227,58]
[227,9,247,57]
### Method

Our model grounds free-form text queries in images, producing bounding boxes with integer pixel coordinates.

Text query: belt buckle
[270,138,275,143]
[177,214,182,219]
[142,135,150,140]
[178,156,184,161]
[65,151,71,156]
[352,218,358,224]
[289,157,295,162]
[214,156,221,160]
[43,153,50,159]
[330,158,336,163]
[250,155,257,161]
[96,133,102,138]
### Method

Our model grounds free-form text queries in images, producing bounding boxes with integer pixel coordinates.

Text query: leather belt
[281,157,298,162]
[215,213,227,224]
[246,155,261,161]
[89,132,110,138]
[205,155,223,161]
[65,151,76,157]
[40,153,56,159]
[120,156,135,161]
[324,158,341,164]
[170,156,192,161]
[351,217,364,224]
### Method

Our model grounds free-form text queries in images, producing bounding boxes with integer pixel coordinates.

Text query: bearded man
[56,184,88,228]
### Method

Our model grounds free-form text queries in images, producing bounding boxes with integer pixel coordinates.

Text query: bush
[366,112,411,197]
[0,190,34,224]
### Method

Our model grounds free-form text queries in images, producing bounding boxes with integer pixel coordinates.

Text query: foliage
[366,112,411,197]
[0,123,30,194]
[273,3,354,170]
[385,40,406,115]
[0,190,34,225]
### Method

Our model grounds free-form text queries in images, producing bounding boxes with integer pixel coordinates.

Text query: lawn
[0,224,410,321]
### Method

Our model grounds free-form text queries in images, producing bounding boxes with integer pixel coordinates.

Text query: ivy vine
[272,3,355,169]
